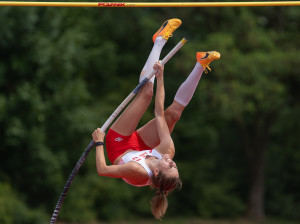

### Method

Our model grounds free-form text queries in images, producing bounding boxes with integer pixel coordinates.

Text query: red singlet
[105,129,152,164]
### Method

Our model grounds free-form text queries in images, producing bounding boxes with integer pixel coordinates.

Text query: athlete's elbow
[97,166,108,176]
[97,168,103,176]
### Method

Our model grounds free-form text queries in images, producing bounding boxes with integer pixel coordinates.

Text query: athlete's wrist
[95,141,104,146]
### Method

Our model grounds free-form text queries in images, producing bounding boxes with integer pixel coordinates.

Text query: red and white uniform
[105,129,153,164]
[118,149,162,187]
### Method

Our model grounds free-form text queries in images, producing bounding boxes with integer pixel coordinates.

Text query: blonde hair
[150,171,182,219]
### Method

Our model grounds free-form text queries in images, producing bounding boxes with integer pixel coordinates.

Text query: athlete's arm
[153,62,175,157]
[92,128,110,175]
[154,61,165,118]
[97,162,146,182]
[92,128,147,181]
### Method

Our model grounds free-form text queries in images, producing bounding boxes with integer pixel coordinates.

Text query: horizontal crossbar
[0,1,300,7]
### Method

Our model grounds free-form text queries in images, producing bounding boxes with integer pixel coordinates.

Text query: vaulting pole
[0,1,300,7]
[50,38,187,224]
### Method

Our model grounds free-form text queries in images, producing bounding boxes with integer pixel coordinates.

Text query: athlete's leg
[111,82,153,136]
[137,101,185,147]
[110,19,182,136]
[140,18,182,83]
[111,38,165,136]
[137,62,204,147]
[140,36,166,84]
[137,51,220,147]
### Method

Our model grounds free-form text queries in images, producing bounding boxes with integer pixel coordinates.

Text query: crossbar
[0,1,300,7]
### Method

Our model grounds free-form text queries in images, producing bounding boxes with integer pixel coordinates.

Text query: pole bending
[0,1,300,7]
[50,37,187,223]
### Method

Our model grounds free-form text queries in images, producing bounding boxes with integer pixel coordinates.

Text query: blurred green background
[0,1,299,223]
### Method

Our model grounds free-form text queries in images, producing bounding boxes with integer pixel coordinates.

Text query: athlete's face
[155,154,179,178]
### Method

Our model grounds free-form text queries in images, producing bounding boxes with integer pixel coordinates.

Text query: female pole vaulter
[92,18,220,219]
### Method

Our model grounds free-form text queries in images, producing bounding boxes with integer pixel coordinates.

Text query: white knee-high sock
[174,62,204,106]
[140,36,167,83]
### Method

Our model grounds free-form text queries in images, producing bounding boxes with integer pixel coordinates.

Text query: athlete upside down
[92,18,220,219]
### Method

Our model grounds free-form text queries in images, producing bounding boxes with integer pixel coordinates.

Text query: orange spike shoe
[152,18,182,43]
[196,51,221,73]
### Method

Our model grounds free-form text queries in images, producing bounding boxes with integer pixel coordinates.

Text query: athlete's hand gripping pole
[50,38,187,224]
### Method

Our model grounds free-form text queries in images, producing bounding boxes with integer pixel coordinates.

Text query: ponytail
[151,189,168,219]
[150,171,182,219]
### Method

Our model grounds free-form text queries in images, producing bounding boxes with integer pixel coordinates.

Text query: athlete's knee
[165,108,182,123]
[141,82,154,99]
